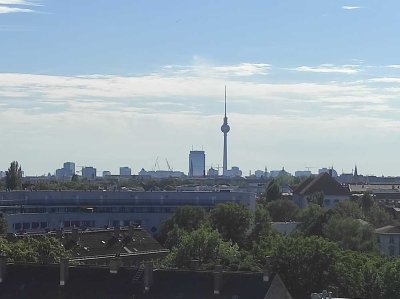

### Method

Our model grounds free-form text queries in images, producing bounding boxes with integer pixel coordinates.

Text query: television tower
[221,86,230,176]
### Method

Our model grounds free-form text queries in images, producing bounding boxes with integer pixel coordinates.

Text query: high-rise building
[220,86,230,176]
[188,150,205,177]
[120,167,132,176]
[63,162,75,177]
[82,167,96,180]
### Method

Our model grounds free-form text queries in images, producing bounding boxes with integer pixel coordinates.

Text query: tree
[210,202,252,246]
[298,203,327,236]
[307,191,324,207]
[265,179,280,202]
[247,204,272,245]
[322,217,376,252]
[267,199,299,222]
[163,224,240,269]
[365,204,392,228]
[0,213,7,235]
[158,206,207,245]
[5,161,22,190]
[331,200,363,219]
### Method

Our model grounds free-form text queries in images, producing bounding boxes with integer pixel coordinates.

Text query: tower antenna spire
[224,85,227,117]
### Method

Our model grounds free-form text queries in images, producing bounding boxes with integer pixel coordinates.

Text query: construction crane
[165,158,173,172]
[152,157,160,171]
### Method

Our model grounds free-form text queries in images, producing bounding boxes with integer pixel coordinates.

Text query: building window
[14,223,21,230]
[22,222,30,230]
[32,222,39,229]
[40,222,48,229]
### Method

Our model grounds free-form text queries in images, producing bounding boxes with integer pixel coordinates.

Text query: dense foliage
[159,195,399,299]
[0,236,68,264]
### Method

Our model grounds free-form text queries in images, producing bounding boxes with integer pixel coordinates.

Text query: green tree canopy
[265,179,281,202]
[298,203,327,236]
[247,204,272,245]
[163,224,240,269]
[210,202,252,246]
[322,217,376,252]
[158,206,207,246]
[5,161,22,190]
[267,199,300,222]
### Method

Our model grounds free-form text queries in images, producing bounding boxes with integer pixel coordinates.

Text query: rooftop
[294,173,350,197]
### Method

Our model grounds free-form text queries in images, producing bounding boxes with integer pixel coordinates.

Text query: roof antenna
[224,85,227,117]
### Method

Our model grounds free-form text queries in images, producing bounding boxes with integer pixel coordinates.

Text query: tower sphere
[221,123,230,133]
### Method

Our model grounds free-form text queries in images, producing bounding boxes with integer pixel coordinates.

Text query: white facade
[375,226,400,256]
[189,150,205,177]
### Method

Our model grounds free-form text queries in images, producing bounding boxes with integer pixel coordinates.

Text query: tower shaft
[220,86,230,176]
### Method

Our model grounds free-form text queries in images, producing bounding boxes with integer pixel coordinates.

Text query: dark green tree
[331,200,363,219]
[298,203,327,236]
[158,206,207,245]
[210,202,252,246]
[5,161,23,190]
[247,204,272,245]
[322,217,376,252]
[0,213,7,235]
[265,179,281,202]
[267,199,300,222]
[307,191,324,207]
[365,204,391,228]
[163,224,240,269]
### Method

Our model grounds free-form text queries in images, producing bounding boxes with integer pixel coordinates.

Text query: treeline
[157,194,398,299]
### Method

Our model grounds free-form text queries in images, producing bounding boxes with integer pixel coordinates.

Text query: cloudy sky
[1,0,400,176]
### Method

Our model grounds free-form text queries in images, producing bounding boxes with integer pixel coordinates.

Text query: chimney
[263,256,272,282]
[143,261,154,292]
[71,227,79,242]
[213,265,223,295]
[109,256,122,274]
[60,258,69,286]
[0,254,7,283]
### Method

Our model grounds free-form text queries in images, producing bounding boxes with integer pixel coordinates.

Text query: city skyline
[1,1,400,176]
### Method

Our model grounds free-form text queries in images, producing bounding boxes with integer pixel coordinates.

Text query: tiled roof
[7,226,166,260]
[61,227,164,258]
[0,265,293,299]
[294,173,350,196]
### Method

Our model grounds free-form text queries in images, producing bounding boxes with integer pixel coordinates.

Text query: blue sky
[1,0,400,176]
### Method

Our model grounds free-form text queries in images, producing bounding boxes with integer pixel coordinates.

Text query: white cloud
[369,77,400,83]
[0,5,34,13]
[387,65,400,69]
[342,6,361,10]
[292,64,360,74]
[1,62,400,176]
[0,0,40,14]
[164,61,270,77]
